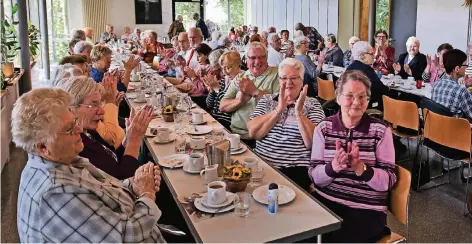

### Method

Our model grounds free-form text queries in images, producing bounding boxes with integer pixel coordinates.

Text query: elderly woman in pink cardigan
[422,43,453,84]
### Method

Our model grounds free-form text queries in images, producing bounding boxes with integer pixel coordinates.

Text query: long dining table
[123,70,342,242]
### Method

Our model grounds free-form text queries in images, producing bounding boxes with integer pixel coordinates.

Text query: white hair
[293,30,304,38]
[351,41,372,61]
[211,31,222,41]
[348,36,360,44]
[245,41,267,56]
[268,33,279,44]
[278,58,305,81]
[189,27,203,38]
[56,76,104,106]
[406,36,420,47]
[209,49,225,67]
[73,41,92,54]
[293,36,310,49]
[217,35,230,47]
[52,64,85,86]
[11,88,72,154]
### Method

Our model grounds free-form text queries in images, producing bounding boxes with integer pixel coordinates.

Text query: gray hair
[56,76,104,106]
[52,64,85,86]
[211,31,222,41]
[348,36,360,44]
[71,29,86,40]
[218,35,231,47]
[209,49,225,67]
[278,58,305,81]
[188,27,203,38]
[73,41,93,54]
[294,22,305,31]
[406,36,420,47]
[11,88,72,154]
[245,41,267,56]
[335,70,371,97]
[268,33,278,43]
[293,36,309,49]
[351,41,372,61]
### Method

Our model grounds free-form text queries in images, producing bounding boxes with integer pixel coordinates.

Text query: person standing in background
[193,13,210,40]
[168,15,186,40]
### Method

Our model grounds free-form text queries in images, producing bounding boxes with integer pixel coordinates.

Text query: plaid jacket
[18,155,165,243]
[431,76,472,119]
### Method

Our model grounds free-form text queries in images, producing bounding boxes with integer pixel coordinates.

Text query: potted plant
[223,161,252,193]
[1,3,20,79]
[28,23,40,61]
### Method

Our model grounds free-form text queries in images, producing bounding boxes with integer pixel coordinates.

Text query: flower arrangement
[162,105,175,122]
[223,161,252,192]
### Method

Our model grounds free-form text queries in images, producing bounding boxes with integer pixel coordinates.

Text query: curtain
[82,0,108,43]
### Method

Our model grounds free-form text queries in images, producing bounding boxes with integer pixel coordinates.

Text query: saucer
[231,144,247,155]
[153,134,176,144]
[134,99,147,103]
[194,198,235,214]
[158,154,187,168]
[201,192,235,208]
[183,163,203,174]
[189,120,206,125]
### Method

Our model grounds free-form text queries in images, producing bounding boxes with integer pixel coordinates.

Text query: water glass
[174,134,187,153]
[173,112,184,133]
[249,167,264,188]
[234,192,251,217]
[212,128,225,143]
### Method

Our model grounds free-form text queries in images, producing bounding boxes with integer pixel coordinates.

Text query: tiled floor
[1,139,471,243]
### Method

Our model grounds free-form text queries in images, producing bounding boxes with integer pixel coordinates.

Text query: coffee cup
[156,128,170,142]
[243,157,258,170]
[189,136,206,149]
[207,181,227,204]
[188,153,205,171]
[227,134,241,150]
[200,164,219,184]
[132,73,140,82]
[192,111,204,124]
[388,74,394,79]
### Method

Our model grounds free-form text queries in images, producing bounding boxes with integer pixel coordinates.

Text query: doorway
[172,0,204,32]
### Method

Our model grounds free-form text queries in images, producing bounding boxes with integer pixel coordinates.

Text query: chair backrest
[423,108,471,152]
[420,97,454,117]
[317,77,336,101]
[382,95,419,131]
[389,165,411,225]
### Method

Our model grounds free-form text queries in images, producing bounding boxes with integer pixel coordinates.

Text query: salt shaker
[268,183,278,214]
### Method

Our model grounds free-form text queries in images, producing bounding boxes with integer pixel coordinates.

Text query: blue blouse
[90,66,127,92]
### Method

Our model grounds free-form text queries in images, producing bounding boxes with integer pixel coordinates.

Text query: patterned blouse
[372,46,395,75]
[206,76,232,126]
[281,40,295,58]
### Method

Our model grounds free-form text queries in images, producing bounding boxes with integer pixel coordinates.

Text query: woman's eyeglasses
[247,55,266,61]
[60,117,81,135]
[341,93,370,102]
[280,76,301,83]
[79,101,105,109]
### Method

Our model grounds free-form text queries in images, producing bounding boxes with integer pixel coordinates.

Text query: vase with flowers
[223,161,252,193]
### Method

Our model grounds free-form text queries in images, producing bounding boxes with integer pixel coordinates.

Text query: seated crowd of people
[13,17,472,243]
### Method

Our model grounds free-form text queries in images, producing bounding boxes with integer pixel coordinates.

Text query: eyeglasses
[376,35,387,38]
[79,101,105,109]
[341,93,370,102]
[60,117,80,135]
[247,55,266,61]
[280,76,301,83]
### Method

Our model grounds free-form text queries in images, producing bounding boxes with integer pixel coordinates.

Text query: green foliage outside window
[376,0,389,33]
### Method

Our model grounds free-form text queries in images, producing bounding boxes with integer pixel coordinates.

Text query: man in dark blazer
[192,13,210,40]
[394,36,427,80]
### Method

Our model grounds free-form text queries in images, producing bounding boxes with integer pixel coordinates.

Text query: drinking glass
[174,134,187,153]
[212,128,225,143]
[249,167,264,188]
[173,112,184,133]
[234,192,251,217]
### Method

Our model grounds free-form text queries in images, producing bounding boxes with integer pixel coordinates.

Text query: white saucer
[158,154,187,168]
[201,192,235,208]
[194,197,235,214]
[127,94,137,99]
[185,125,213,135]
[189,120,206,125]
[134,99,147,103]
[252,184,296,205]
[153,134,176,144]
[231,144,247,155]
[183,163,204,174]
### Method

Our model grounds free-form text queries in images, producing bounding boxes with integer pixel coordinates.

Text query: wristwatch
[355,163,367,176]
[252,89,260,98]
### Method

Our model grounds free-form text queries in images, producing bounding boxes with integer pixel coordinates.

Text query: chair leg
[417,142,424,191]
[465,161,471,216]
[447,160,451,184]
[407,139,411,161]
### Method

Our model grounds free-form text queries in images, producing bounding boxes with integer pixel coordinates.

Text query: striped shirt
[206,77,232,125]
[250,94,325,168]
[309,112,397,213]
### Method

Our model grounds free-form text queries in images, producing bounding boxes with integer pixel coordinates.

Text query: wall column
[17,0,32,94]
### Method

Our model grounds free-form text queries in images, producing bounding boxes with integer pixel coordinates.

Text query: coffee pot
[207,139,231,177]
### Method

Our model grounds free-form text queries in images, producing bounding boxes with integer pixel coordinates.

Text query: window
[376,0,390,33]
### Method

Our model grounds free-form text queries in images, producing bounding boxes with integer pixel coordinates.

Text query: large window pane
[47,0,69,64]
[376,0,390,33]
[175,2,200,32]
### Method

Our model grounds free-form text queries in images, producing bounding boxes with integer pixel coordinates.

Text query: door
[389,0,418,61]
[173,0,204,32]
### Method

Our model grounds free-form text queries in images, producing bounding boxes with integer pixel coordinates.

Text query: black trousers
[191,96,208,113]
[278,166,311,191]
[304,192,389,243]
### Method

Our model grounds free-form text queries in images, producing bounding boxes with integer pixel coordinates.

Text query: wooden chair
[419,109,471,215]
[382,96,420,162]
[377,165,411,243]
[317,77,335,102]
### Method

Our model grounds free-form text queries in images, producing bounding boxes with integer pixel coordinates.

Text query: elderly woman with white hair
[209,31,222,49]
[216,35,232,51]
[57,76,153,180]
[345,41,390,109]
[343,36,360,67]
[73,41,93,63]
[121,26,132,43]
[13,88,164,243]
[394,36,427,80]
[309,70,396,242]
[247,58,325,190]
[293,36,322,97]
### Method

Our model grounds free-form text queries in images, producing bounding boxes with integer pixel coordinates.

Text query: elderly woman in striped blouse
[309,70,397,243]
[247,58,325,190]
[12,88,164,243]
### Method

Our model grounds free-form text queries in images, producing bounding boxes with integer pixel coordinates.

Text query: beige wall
[338,0,360,51]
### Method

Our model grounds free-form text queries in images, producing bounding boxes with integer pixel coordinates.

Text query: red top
[372,46,395,75]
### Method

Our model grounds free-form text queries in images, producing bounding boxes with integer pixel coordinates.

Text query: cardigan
[96,103,126,149]
[309,112,397,213]
[396,52,427,80]
[79,130,139,180]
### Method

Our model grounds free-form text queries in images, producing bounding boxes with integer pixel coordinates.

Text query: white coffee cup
[228,134,241,150]
[200,164,219,184]
[192,111,204,124]
[189,136,206,149]
[388,74,394,79]
[207,181,227,205]
[132,73,140,81]
[156,128,170,142]
[188,153,205,171]
[243,157,258,170]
